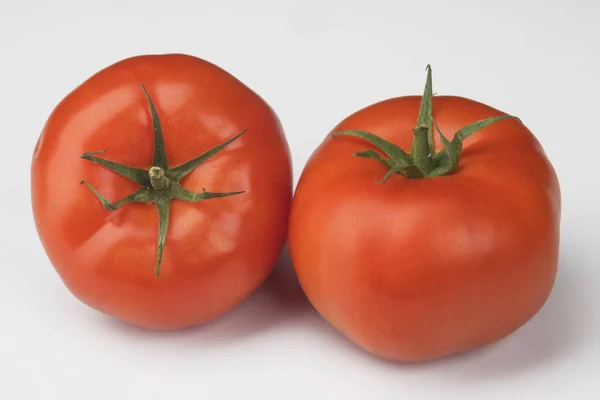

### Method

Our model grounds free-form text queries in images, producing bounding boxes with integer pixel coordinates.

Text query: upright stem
[411,124,434,174]
[333,65,519,181]
[411,65,435,175]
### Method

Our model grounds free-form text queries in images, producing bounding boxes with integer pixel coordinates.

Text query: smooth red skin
[289,96,560,362]
[31,54,292,329]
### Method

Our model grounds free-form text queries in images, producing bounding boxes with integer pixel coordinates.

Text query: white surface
[1,1,599,399]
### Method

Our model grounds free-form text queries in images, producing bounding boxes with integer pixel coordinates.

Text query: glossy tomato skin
[289,96,560,362]
[32,54,292,329]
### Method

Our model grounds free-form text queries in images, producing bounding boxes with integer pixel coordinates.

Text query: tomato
[289,66,560,362]
[31,54,292,329]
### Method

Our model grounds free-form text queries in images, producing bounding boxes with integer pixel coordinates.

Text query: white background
[1,0,599,399]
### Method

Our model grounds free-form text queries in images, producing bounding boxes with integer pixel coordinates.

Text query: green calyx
[80,84,246,276]
[334,65,518,182]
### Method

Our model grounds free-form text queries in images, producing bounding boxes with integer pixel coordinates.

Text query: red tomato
[31,54,292,329]
[289,66,560,361]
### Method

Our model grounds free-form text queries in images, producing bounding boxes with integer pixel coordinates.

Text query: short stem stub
[149,166,168,190]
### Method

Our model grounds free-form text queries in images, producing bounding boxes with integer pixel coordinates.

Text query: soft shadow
[99,247,588,377]
[457,254,588,378]
[101,244,319,344]
[368,248,590,378]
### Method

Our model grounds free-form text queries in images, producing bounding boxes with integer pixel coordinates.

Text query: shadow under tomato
[184,244,319,343]
[450,249,588,379]
[100,243,588,378]
[361,244,590,379]
[101,244,320,343]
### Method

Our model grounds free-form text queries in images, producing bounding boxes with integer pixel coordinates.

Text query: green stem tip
[334,65,519,182]
[80,85,247,276]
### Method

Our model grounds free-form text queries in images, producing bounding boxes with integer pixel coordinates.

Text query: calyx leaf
[333,65,519,182]
[80,85,246,276]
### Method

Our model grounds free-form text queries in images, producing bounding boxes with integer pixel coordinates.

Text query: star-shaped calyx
[80,84,245,276]
[333,65,520,181]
